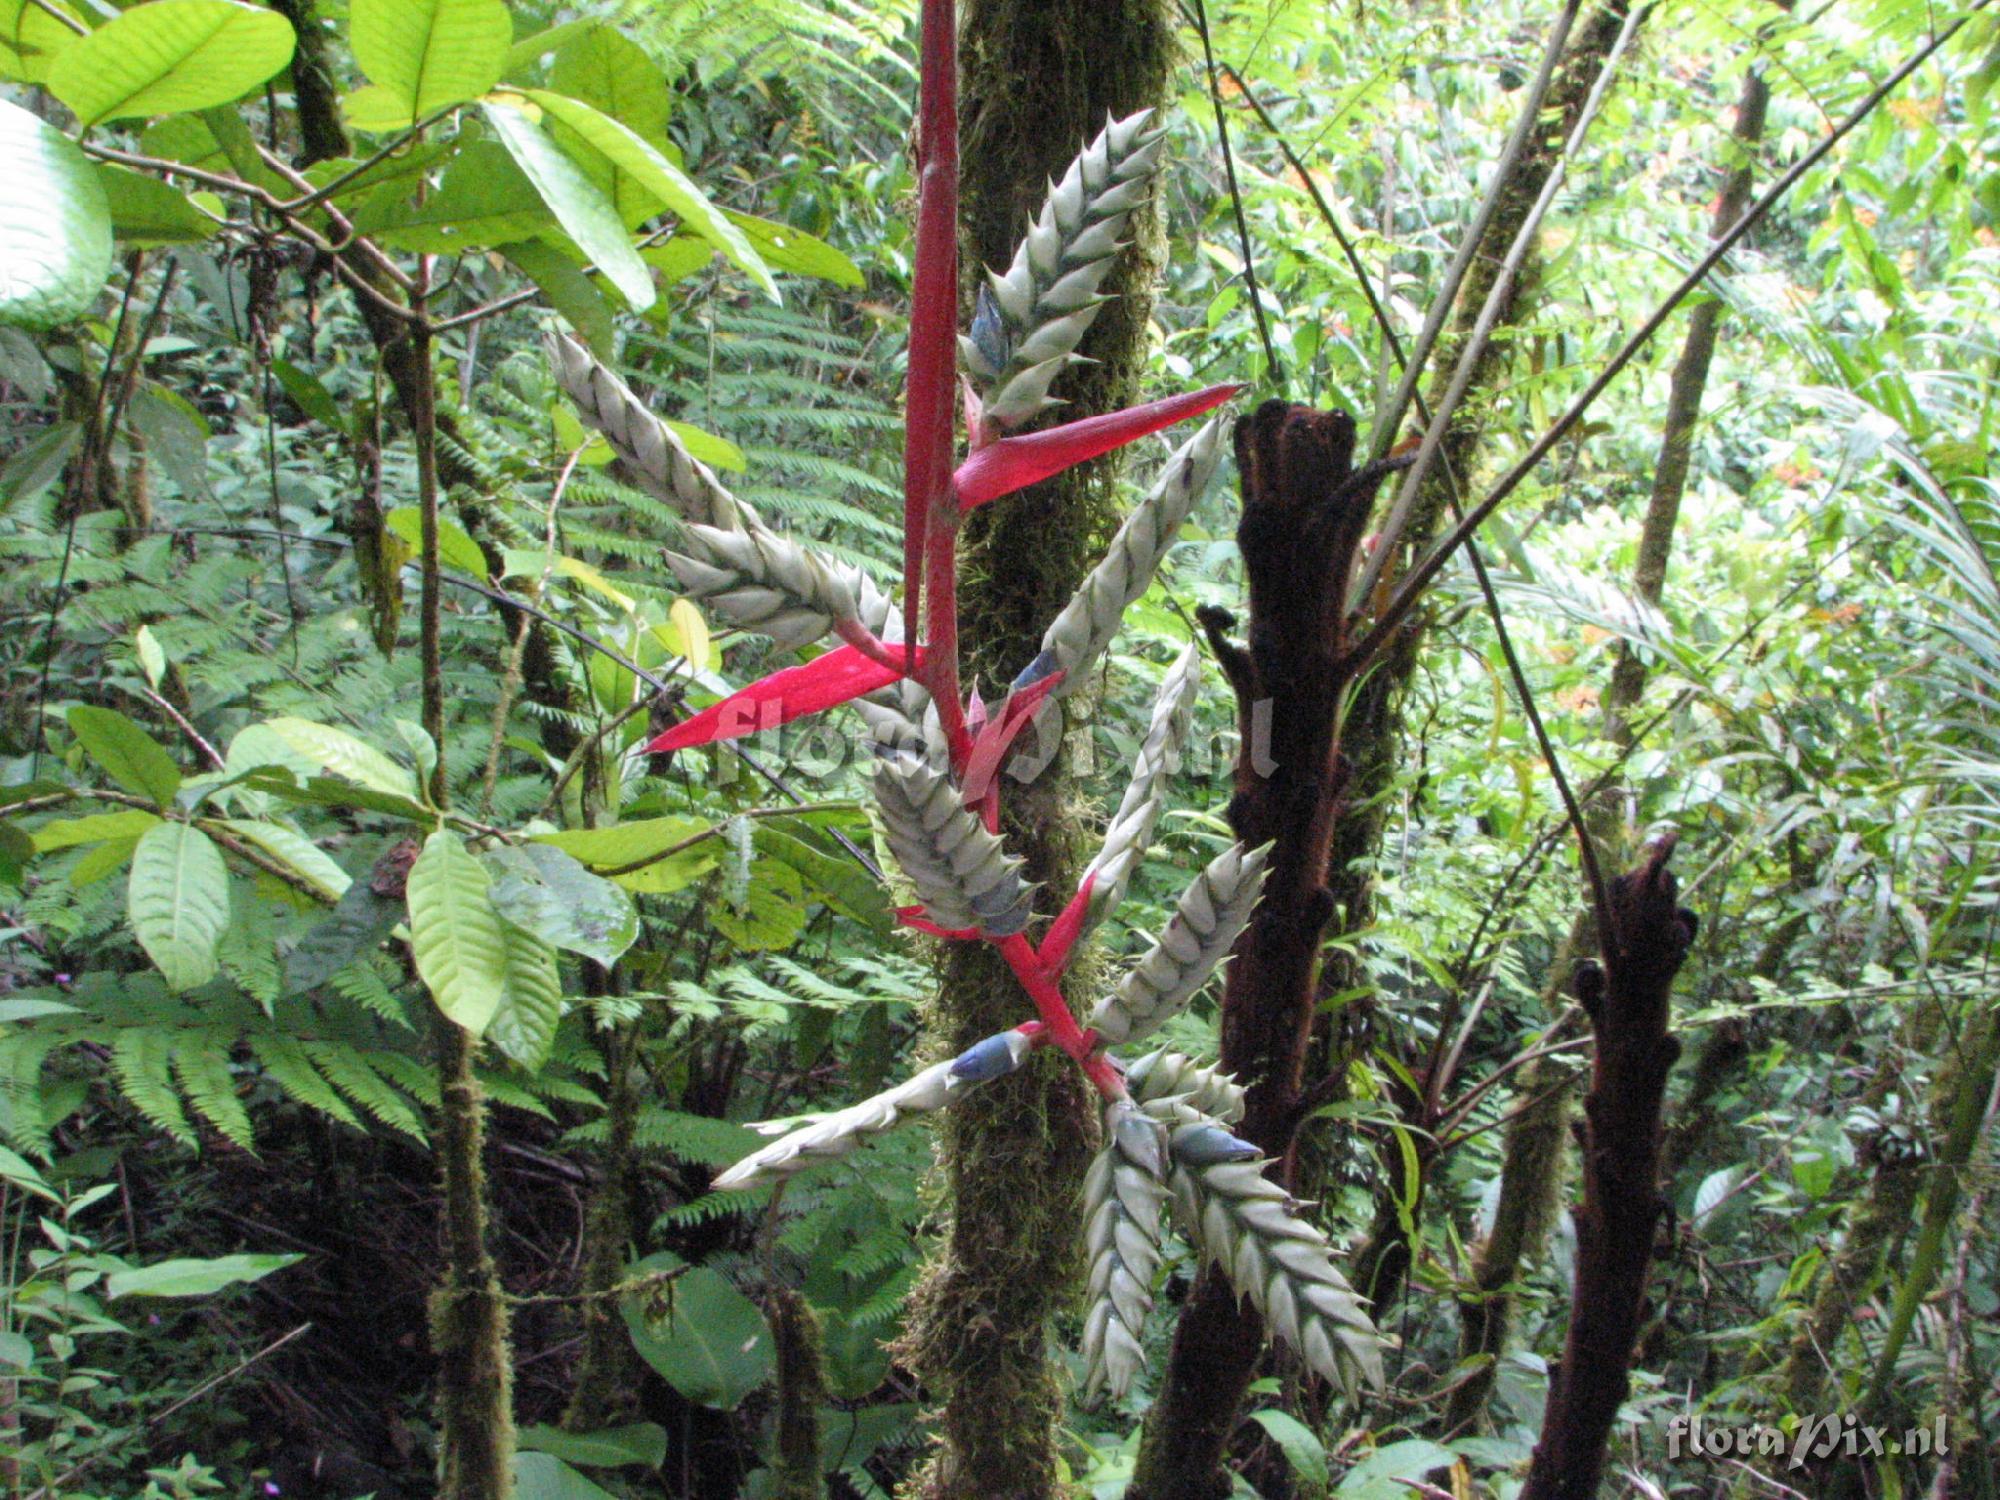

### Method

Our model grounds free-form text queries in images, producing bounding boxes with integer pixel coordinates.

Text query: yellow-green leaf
[262,717,421,803]
[523,90,775,301]
[349,0,508,125]
[481,99,653,312]
[0,0,82,85]
[48,0,296,127]
[0,97,112,330]
[383,505,490,580]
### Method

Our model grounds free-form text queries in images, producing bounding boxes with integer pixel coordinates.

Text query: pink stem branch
[997,933,1124,1098]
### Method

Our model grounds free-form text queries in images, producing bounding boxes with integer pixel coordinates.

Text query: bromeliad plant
[547,0,1383,1400]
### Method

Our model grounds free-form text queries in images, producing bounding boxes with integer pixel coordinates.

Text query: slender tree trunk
[1441,34,1773,1431]
[1128,405,1411,1500]
[1518,843,1694,1500]
[891,4,1173,1493]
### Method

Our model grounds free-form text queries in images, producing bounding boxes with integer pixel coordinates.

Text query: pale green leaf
[725,211,862,288]
[484,842,637,966]
[621,1260,772,1409]
[215,819,351,902]
[0,97,112,330]
[489,920,562,1071]
[524,90,773,301]
[105,1251,301,1299]
[48,0,296,126]
[408,829,509,1035]
[263,717,421,802]
[514,1454,619,1500]
[350,0,508,124]
[31,808,160,852]
[127,821,230,991]
[352,138,550,252]
[384,505,490,580]
[482,100,653,312]
[96,163,218,247]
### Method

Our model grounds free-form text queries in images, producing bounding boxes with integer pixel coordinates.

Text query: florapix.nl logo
[1666,1412,1949,1471]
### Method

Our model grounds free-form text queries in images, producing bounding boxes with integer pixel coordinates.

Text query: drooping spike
[953,384,1242,510]
[646,646,922,754]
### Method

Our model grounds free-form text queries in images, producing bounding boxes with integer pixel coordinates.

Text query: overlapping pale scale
[1075,642,1201,932]
[872,749,1033,938]
[1088,842,1269,1047]
[962,110,1169,429]
[1167,1127,1386,1396]
[1080,1097,1169,1399]
[1037,417,1226,699]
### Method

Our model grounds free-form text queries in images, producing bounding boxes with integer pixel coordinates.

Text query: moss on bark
[890,4,1173,1494]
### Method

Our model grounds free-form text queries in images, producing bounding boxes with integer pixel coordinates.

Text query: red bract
[953,383,1243,510]
[645,646,923,753]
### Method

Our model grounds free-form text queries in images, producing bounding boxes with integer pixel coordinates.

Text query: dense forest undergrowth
[0,0,1996,1497]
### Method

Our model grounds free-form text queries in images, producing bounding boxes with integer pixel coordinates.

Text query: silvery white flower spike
[1081,1097,1170,1399]
[964,109,1171,428]
[1167,1128,1386,1395]
[546,332,761,534]
[872,749,1034,938]
[667,521,863,650]
[1077,642,1202,929]
[1126,1049,1247,1125]
[711,1058,962,1192]
[1037,416,1227,700]
[1089,841,1271,1047]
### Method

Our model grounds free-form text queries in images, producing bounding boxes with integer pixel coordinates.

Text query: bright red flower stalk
[640,0,1238,1099]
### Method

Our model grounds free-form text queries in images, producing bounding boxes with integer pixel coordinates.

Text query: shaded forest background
[0,0,1996,1497]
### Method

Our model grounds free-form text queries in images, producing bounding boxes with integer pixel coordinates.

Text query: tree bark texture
[1518,842,1694,1500]
[891,4,1173,1495]
[1127,404,1412,1500]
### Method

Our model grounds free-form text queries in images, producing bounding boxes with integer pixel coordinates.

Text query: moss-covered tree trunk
[891,4,1173,1495]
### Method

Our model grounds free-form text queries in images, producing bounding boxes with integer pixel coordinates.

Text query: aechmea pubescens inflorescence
[546,0,1382,1402]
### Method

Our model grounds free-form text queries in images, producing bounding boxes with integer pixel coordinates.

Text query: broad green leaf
[755,821,891,937]
[659,598,711,668]
[2,420,81,509]
[284,875,400,994]
[551,555,634,610]
[1336,1440,1459,1498]
[0,0,81,84]
[1248,1410,1328,1490]
[353,139,551,253]
[639,236,715,286]
[546,29,671,223]
[96,164,217,246]
[340,84,424,134]
[270,358,343,430]
[489,920,562,1071]
[104,1251,301,1299]
[31,808,161,852]
[483,100,653,311]
[514,1454,619,1500]
[350,0,509,124]
[128,821,229,990]
[550,27,669,147]
[662,419,744,473]
[725,211,863,288]
[523,91,772,301]
[0,1144,57,1202]
[533,816,714,894]
[502,19,594,79]
[264,717,421,802]
[72,834,141,885]
[383,505,491,580]
[67,705,181,806]
[621,1260,773,1409]
[501,239,613,358]
[0,97,112,330]
[241,768,430,823]
[709,858,807,952]
[127,383,211,499]
[408,829,509,1035]
[48,0,297,126]
[484,842,638,967]
[216,820,351,902]
[517,1423,668,1470]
